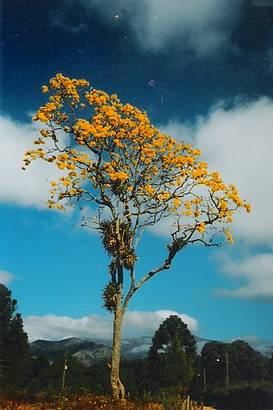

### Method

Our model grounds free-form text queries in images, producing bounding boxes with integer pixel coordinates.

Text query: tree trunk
[111,304,125,401]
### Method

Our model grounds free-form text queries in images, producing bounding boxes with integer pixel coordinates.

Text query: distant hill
[30,337,111,365]
[30,335,271,367]
[30,335,210,366]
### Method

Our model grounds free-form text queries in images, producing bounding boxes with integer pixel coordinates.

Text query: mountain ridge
[30,334,272,367]
[29,335,211,366]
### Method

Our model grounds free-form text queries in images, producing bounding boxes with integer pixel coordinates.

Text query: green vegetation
[1,285,273,409]
[148,315,197,392]
[0,284,32,395]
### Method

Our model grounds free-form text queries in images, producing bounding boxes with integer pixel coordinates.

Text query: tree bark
[110,303,125,401]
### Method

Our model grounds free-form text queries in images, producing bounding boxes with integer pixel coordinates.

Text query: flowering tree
[24,74,250,400]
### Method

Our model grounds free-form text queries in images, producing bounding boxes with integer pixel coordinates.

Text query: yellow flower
[196,222,205,233]
[144,184,155,196]
[35,112,48,122]
[173,197,181,208]
[42,85,49,93]
[107,171,129,181]
[158,192,171,201]
[56,204,64,210]
[67,164,76,170]
[224,229,234,244]
[62,179,70,187]
[244,203,251,213]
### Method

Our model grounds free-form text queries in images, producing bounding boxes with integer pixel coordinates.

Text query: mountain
[30,335,272,367]
[30,336,154,365]
[30,337,112,365]
[30,335,210,366]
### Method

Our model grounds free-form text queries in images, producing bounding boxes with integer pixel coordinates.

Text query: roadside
[203,406,217,410]
[203,406,218,410]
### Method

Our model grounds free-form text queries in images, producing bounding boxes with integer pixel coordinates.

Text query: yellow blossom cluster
[196,222,205,233]
[24,74,250,243]
[32,73,89,124]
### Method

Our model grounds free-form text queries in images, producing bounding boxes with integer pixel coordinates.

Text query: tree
[149,315,197,359]
[0,284,31,394]
[148,315,197,391]
[24,73,250,400]
[201,340,268,390]
[230,340,268,383]
[268,352,273,379]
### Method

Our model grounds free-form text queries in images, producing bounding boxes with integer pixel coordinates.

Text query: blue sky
[0,0,273,349]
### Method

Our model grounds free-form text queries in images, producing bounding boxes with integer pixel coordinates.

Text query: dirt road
[203,406,217,410]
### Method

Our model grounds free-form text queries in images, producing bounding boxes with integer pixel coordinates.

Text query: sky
[0,0,273,351]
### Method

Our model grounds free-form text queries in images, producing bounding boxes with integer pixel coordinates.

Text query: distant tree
[201,340,268,390]
[230,340,268,383]
[268,352,273,378]
[121,358,150,398]
[148,315,197,391]
[24,73,250,400]
[201,341,229,389]
[0,284,31,394]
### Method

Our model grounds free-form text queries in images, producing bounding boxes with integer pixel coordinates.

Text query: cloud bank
[161,97,273,301]
[0,115,65,208]
[215,253,273,301]
[78,0,243,56]
[162,97,273,248]
[24,309,198,342]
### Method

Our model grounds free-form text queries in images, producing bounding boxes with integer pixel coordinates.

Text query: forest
[1,283,273,409]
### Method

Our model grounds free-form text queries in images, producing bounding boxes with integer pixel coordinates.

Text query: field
[0,395,161,409]
[0,394,212,410]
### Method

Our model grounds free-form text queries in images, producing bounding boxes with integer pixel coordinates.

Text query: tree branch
[122,266,136,312]
[124,238,187,305]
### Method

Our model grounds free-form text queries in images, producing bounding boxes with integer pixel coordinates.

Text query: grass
[0,394,164,410]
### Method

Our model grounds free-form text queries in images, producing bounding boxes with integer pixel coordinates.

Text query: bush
[205,382,273,410]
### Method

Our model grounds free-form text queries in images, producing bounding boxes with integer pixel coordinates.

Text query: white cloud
[24,314,112,342]
[215,253,273,301]
[237,335,273,357]
[160,120,195,145]
[130,344,152,354]
[0,115,66,208]
[161,98,273,301]
[124,310,198,335]
[0,270,14,285]
[162,97,273,248]
[79,0,243,56]
[195,97,273,247]
[24,309,198,342]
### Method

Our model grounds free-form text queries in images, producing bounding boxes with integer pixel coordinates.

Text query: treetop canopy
[24,73,250,247]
